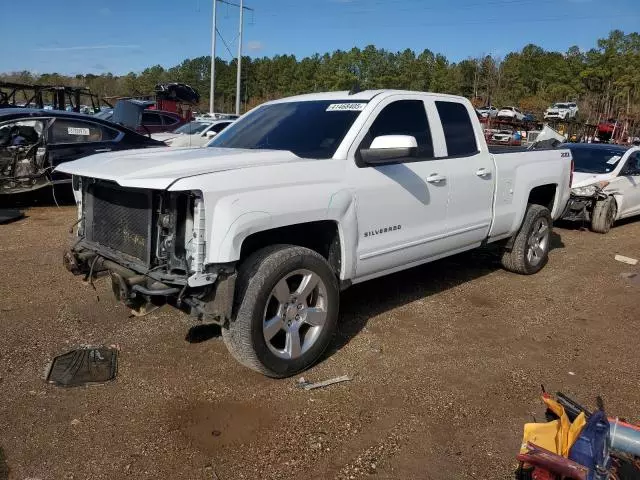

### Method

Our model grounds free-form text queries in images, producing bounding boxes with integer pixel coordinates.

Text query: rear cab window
[435,101,478,157]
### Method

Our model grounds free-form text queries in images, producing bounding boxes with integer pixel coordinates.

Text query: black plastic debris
[46,346,118,387]
[0,209,23,224]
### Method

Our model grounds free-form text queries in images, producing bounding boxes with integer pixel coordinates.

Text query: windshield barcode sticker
[68,127,90,136]
[326,103,367,112]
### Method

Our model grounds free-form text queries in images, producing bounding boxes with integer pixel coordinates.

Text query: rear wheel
[590,196,616,234]
[222,245,339,378]
[501,204,552,275]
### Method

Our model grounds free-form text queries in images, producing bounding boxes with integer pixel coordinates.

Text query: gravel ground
[1,204,639,480]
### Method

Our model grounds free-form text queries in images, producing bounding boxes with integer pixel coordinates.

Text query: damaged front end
[64,177,236,323]
[561,182,609,222]
[0,119,51,194]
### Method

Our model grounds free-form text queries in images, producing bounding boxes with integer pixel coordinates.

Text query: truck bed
[488,145,558,154]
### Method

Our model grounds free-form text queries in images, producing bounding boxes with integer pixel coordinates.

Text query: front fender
[206,186,358,280]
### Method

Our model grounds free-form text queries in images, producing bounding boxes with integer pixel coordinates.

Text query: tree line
[2,30,639,126]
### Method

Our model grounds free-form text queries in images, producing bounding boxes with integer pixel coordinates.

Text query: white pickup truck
[58,90,573,377]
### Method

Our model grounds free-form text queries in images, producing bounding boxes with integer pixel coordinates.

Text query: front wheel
[501,204,552,275]
[222,245,339,378]
[590,196,616,234]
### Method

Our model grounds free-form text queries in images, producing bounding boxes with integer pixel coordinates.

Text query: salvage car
[497,106,525,122]
[562,143,640,233]
[152,119,234,147]
[58,90,573,377]
[0,108,164,194]
[476,105,499,118]
[95,102,186,135]
[489,129,522,146]
[544,102,578,121]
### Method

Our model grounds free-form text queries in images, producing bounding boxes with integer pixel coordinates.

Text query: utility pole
[235,0,244,116]
[209,0,217,114]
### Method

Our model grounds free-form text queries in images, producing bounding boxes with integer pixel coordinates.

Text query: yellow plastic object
[520,396,587,457]
[520,419,561,454]
[568,412,587,451]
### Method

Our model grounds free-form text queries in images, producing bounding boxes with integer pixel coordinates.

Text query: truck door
[347,96,452,280]
[432,100,494,250]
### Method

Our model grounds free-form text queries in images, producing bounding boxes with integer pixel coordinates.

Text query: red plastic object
[532,468,555,480]
[517,443,588,480]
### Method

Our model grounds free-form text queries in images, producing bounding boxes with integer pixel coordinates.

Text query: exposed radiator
[86,183,154,264]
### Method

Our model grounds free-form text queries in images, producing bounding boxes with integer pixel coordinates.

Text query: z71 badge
[364,225,402,238]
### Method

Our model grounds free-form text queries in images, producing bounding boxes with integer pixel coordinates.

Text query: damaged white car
[562,143,640,233]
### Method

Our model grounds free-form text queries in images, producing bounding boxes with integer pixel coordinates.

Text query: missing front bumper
[63,248,235,324]
[561,196,595,222]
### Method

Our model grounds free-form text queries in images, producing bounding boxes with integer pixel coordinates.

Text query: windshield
[569,147,626,174]
[174,122,210,134]
[554,104,569,109]
[208,100,367,159]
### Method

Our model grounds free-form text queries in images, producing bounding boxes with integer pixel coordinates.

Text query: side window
[50,119,107,144]
[100,124,120,141]
[435,101,478,157]
[0,119,45,147]
[624,152,640,174]
[161,115,179,126]
[211,122,231,133]
[364,100,433,158]
[142,112,163,126]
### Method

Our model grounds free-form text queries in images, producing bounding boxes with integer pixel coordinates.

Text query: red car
[95,104,186,134]
[139,110,185,134]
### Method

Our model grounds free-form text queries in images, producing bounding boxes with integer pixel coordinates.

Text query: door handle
[94,148,112,153]
[426,174,446,184]
[475,168,491,177]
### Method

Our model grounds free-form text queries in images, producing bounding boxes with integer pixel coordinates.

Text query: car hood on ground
[55,147,304,189]
[571,171,616,188]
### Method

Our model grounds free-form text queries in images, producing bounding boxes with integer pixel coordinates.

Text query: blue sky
[1,0,638,75]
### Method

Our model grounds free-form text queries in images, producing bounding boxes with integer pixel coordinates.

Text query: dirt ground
[1,201,639,480]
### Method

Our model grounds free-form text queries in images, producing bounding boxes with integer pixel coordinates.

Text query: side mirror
[360,135,418,166]
[205,130,217,138]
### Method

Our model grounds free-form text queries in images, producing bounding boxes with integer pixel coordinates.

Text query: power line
[217,0,253,11]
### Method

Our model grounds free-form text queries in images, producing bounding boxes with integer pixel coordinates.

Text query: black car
[0,108,164,195]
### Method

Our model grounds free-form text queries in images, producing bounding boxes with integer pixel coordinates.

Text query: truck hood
[55,147,303,189]
[571,171,615,188]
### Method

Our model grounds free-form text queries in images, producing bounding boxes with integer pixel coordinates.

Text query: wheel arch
[238,220,346,280]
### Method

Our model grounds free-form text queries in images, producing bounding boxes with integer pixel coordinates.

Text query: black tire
[222,245,339,378]
[501,204,553,275]
[590,196,616,234]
